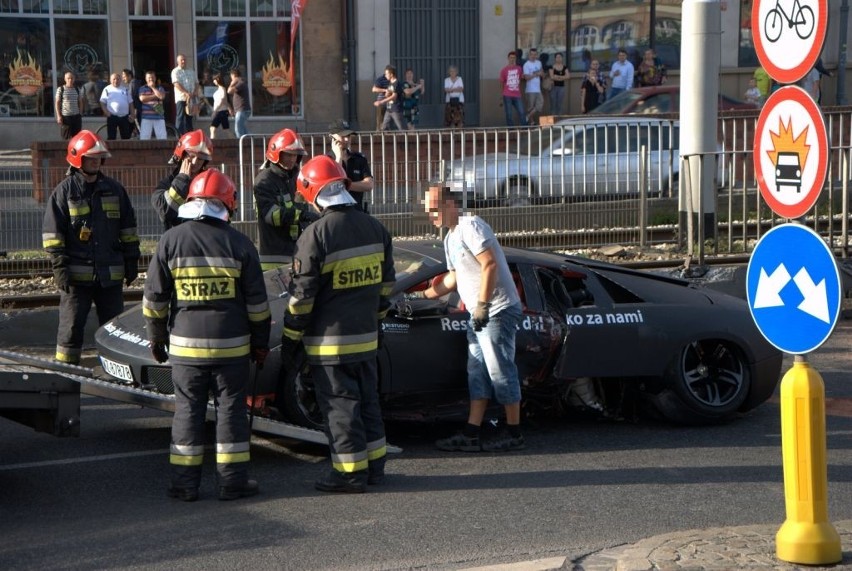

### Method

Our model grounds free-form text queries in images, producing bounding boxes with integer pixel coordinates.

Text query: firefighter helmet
[66,130,111,168]
[296,155,349,204]
[168,129,213,164]
[265,128,307,163]
[186,168,236,211]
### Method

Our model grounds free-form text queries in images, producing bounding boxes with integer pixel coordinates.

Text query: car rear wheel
[502,178,534,206]
[277,351,325,431]
[659,339,751,423]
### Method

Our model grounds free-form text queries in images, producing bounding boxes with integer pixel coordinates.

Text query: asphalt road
[1,316,850,570]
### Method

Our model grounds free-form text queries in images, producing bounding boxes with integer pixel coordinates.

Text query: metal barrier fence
[1,114,850,277]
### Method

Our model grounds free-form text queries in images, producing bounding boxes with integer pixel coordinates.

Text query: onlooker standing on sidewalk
[144,168,270,503]
[43,130,140,365]
[281,155,395,493]
[402,68,424,130]
[328,120,375,213]
[171,54,199,135]
[608,48,634,99]
[500,51,526,127]
[376,65,405,131]
[371,74,390,131]
[55,71,84,140]
[548,53,569,116]
[99,73,135,140]
[138,71,168,140]
[637,49,666,87]
[744,77,762,106]
[228,68,251,138]
[208,73,232,139]
[122,68,142,124]
[580,60,606,114]
[443,65,465,127]
[522,48,545,125]
[414,185,525,452]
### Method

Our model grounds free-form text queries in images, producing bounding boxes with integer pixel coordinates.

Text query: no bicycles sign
[752,0,828,84]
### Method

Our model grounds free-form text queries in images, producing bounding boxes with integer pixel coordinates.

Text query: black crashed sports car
[95,241,783,429]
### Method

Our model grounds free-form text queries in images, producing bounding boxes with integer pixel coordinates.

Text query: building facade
[1,0,850,149]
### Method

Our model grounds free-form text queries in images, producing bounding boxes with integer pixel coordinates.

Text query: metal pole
[838,0,849,105]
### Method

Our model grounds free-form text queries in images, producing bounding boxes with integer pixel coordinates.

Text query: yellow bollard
[775,357,842,565]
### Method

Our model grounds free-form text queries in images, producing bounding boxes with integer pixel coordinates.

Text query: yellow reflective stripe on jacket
[303,332,377,357]
[287,296,314,315]
[168,334,251,359]
[282,326,304,342]
[68,204,90,217]
[119,227,139,243]
[42,233,64,248]
[167,186,186,208]
[170,266,241,278]
[143,298,170,319]
[247,302,271,322]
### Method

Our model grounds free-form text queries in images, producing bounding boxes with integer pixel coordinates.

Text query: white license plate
[100,356,134,383]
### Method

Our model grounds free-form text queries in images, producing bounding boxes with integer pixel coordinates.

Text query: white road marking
[0,449,165,471]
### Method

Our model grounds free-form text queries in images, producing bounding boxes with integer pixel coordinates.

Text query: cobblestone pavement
[573,519,852,571]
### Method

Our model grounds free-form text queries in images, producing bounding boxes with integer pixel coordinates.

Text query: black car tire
[659,339,751,423]
[277,350,325,431]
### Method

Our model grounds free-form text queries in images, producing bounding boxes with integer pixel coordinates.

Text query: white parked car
[444,117,684,206]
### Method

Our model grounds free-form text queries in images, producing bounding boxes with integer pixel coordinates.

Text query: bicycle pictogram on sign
[764,0,815,43]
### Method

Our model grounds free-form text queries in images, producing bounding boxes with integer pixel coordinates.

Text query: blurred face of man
[122,71,131,84]
[507,54,516,65]
[176,55,186,69]
[145,73,156,86]
[529,49,538,61]
[617,50,627,62]
[64,72,75,86]
[110,74,120,87]
[424,189,457,229]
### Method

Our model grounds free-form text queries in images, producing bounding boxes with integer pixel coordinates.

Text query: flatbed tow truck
[0,348,330,446]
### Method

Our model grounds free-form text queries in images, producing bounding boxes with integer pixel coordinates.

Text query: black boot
[368,457,386,485]
[218,479,259,501]
[315,469,368,493]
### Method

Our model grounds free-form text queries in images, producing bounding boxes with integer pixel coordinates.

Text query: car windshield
[589,90,644,114]
[393,246,443,280]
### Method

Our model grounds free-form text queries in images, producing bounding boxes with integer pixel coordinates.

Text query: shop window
[195,0,301,118]
[0,16,50,116]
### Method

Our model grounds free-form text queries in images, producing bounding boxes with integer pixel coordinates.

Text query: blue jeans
[175,100,193,135]
[503,96,526,127]
[466,303,522,405]
[234,110,250,138]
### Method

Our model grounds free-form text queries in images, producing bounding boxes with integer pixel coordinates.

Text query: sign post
[751,0,841,564]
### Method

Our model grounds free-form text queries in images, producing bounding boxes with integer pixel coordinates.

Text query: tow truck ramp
[0,349,330,446]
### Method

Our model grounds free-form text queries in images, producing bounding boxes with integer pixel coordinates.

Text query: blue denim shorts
[466,303,522,404]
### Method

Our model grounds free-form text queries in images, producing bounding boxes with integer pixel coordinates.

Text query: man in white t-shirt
[99,73,135,140]
[522,48,545,125]
[412,186,526,453]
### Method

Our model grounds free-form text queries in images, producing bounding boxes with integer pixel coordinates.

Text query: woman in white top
[443,65,464,127]
[208,73,232,139]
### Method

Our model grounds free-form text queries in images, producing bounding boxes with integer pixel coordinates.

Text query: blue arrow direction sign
[746,224,842,354]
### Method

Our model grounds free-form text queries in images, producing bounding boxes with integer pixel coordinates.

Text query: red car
[590,85,757,115]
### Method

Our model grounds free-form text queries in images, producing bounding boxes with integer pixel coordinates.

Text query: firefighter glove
[406,290,426,300]
[472,301,491,332]
[251,346,269,369]
[124,260,139,286]
[151,342,168,363]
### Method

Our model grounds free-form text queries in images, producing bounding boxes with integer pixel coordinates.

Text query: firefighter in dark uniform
[328,120,375,213]
[282,155,395,493]
[42,130,140,365]
[151,129,213,230]
[143,168,271,502]
[252,128,311,270]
